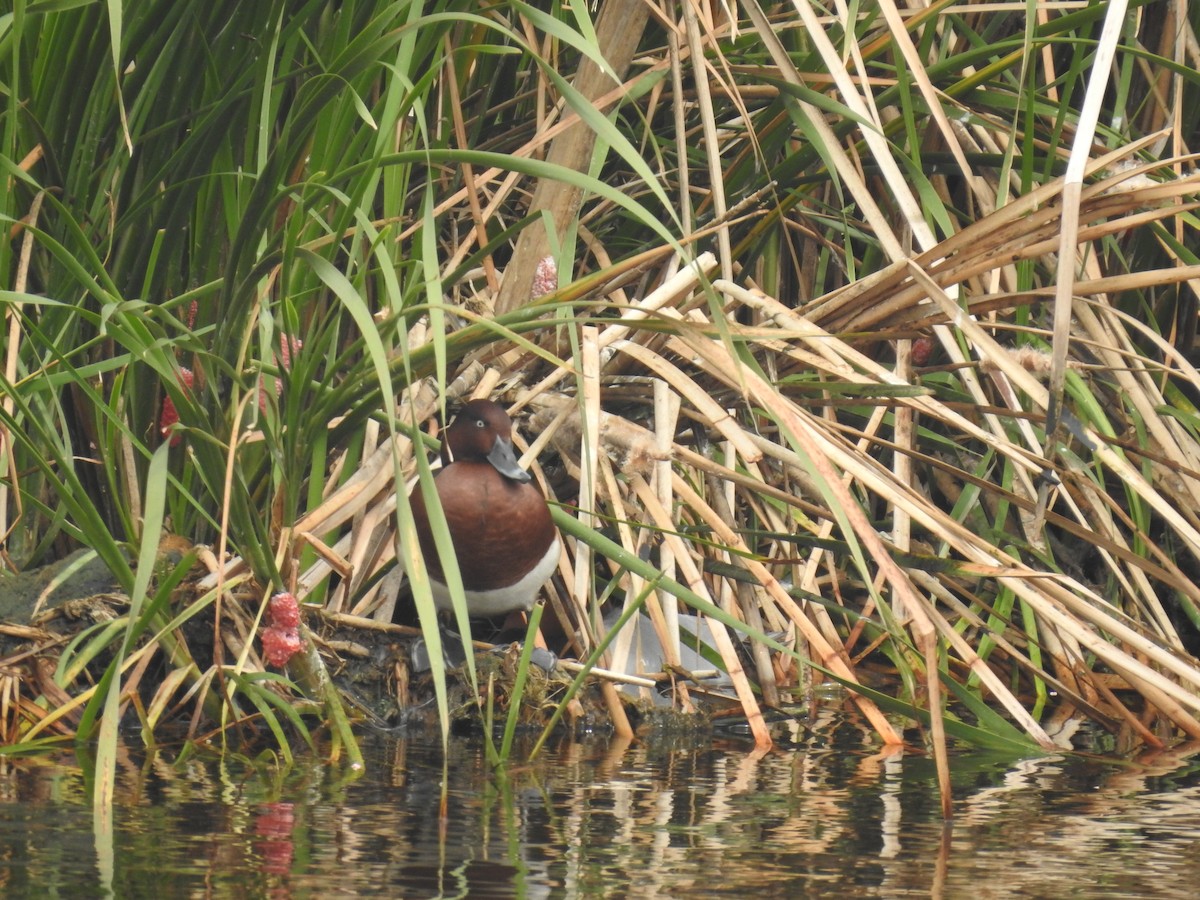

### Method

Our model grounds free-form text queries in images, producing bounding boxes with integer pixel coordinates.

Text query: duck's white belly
[428,536,561,616]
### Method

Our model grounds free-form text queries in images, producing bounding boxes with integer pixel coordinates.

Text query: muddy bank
[0,551,728,747]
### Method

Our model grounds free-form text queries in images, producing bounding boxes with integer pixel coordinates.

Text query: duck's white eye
[475,419,486,428]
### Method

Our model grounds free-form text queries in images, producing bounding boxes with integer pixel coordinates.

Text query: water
[1,709,1198,898]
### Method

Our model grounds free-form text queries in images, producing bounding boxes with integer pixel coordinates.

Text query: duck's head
[441,399,531,483]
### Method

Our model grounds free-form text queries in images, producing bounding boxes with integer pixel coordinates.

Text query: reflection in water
[0,708,1198,898]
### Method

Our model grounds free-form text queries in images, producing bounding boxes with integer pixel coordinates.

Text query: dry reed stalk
[810,148,1194,333]
[910,570,1060,746]
[702,466,781,707]
[728,287,1047,483]
[682,0,733,283]
[667,459,901,743]
[574,325,601,633]
[654,379,683,661]
[1043,0,1131,465]
[0,192,43,548]
[917,267,1200,561]
[520,252,719,402]
[675,307,946,745]
[630,473,771,748]
[596,455,647,680]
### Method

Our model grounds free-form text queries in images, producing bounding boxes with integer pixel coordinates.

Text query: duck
[408,399,560,618]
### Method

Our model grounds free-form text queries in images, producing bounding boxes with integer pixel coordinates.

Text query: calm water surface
[1,709,1198,898]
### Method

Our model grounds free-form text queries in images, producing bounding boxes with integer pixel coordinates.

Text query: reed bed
[265,152,1200,760]
[1,1,1199,827]
[185,136,1200,761]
